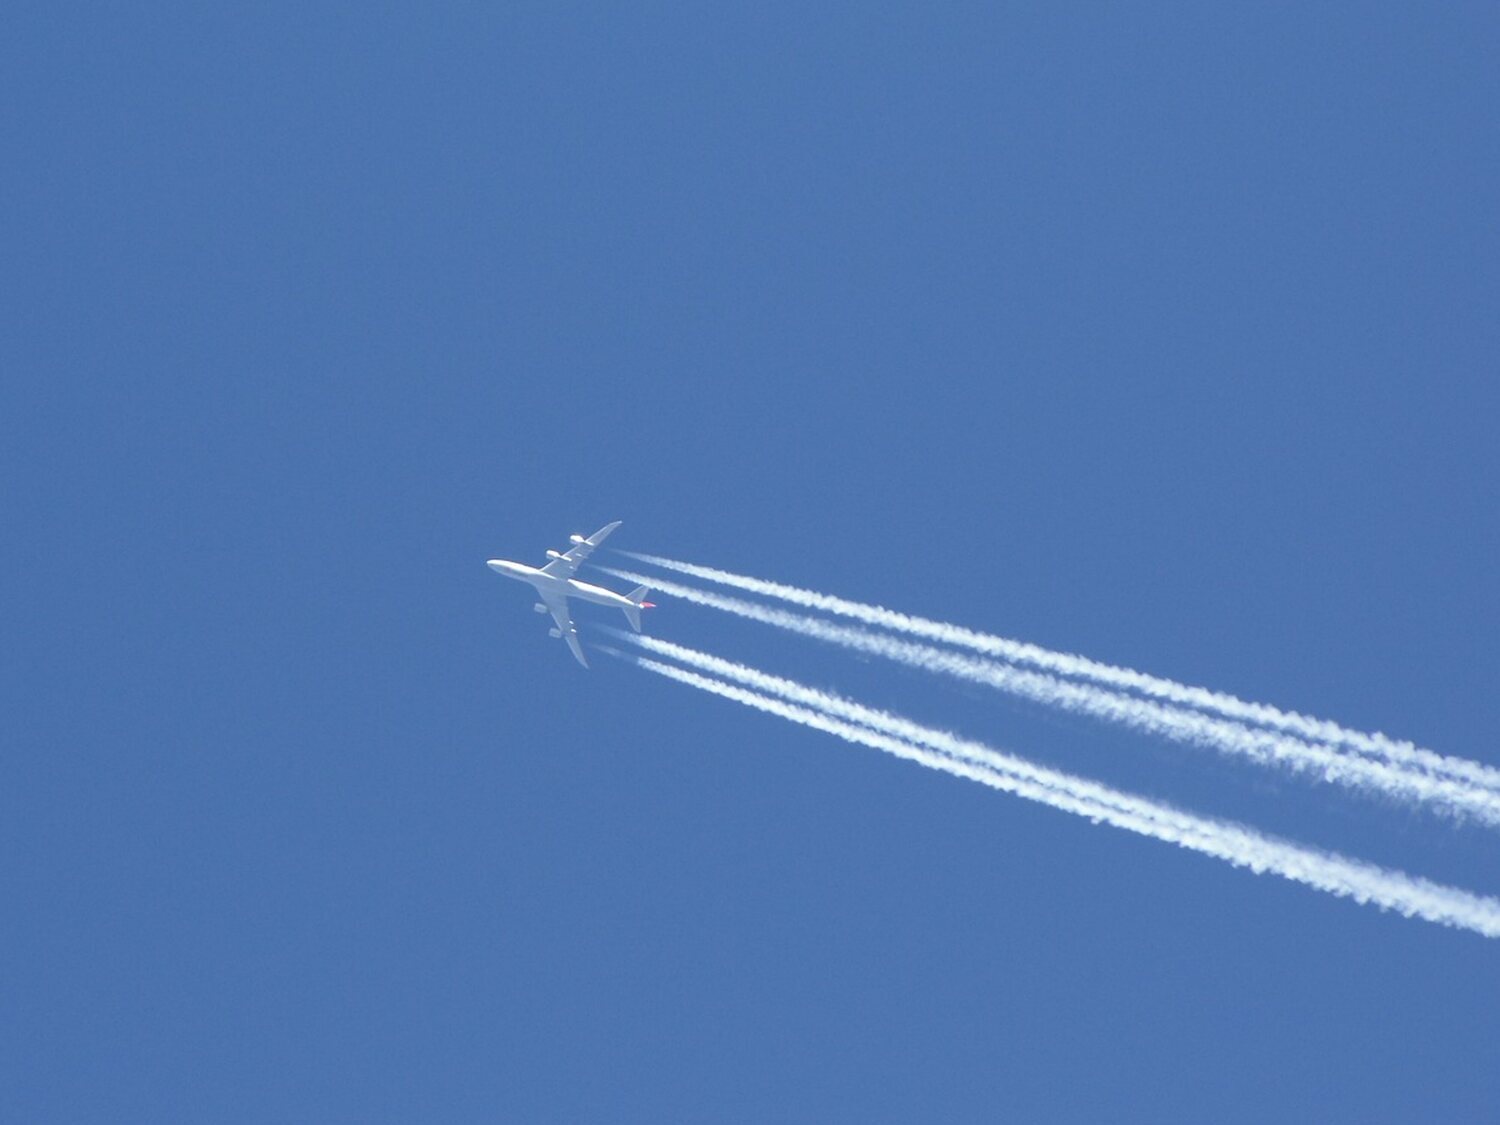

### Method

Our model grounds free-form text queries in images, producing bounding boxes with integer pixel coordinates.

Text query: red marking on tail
[642,602,656,608]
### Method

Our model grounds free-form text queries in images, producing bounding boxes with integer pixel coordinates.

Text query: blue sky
[6,4,1499,1121]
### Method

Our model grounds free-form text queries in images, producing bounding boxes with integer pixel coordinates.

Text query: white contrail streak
[599,568,1500,827]
[604,645,1500,939]
[619,551,1500,796]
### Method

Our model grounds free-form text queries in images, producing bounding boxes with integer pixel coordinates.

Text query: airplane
[486,520,653,668]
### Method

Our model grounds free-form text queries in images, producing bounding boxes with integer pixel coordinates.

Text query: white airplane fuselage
[486,559,638,613]
[487,521,650,667]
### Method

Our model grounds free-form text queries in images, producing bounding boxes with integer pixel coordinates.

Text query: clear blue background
[5,4,1498,1121]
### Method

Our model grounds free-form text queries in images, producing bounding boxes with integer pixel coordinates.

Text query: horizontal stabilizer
[621,585,653,632]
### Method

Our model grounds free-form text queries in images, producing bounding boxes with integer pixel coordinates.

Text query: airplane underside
[487,521,653,668]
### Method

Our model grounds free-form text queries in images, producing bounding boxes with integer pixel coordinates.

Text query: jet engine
[534,603,548,614]
[569,533,586,544]
[548,627,562,639]
[545,549,564,560]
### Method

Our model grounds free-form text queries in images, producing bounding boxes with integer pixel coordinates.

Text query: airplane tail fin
[622,585,653,632]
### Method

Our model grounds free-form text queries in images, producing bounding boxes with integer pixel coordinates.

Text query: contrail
[619,551,1500,796]
[604,646,1500,939]
[598,568,1500,827]
[604,628,1198,824]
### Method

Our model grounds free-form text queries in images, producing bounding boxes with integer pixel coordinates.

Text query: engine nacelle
[548,627,562,639]
[569,533,586,544]
[545,549,564,560]
[534,603,548,614]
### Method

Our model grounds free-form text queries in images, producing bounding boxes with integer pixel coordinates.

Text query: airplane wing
[539,520,621,579]
[539,588,588,668]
